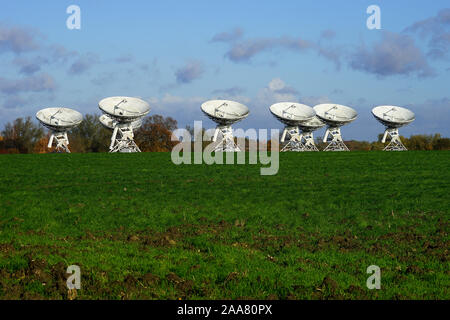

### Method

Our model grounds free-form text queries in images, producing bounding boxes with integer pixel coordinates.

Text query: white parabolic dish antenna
[269,102,315,127]
[98,96,150,153]
[36,108,82,130]
[269,102,318,152]
[314,104,357,151]
[36,107,83,153]
[201,100,249,152]
[372,106,415,128]
[372,105,415,151]
[99,96,150,121]
[314,104,357,127]
[201,100,249,125]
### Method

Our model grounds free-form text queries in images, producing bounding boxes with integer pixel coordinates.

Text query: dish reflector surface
[36,108,83,129]
[201,100,249,125]
[99,96,150,121]
[99,114,143,130]
[372,105,415,128]
[269,102,315,126]
[314,104,357,127]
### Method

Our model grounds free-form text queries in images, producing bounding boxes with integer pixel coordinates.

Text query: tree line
[0,114,178,154]
[330,134,450,151]
[0,114,449,153]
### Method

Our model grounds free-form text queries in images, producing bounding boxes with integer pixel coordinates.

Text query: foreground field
[0,151,448,300]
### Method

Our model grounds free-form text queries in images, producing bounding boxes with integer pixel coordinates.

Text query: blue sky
[0,0,449,140]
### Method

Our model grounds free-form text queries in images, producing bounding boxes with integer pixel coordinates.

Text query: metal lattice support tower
[48,132,71,153]
[212,125,240,152]
[322,127,349,151]
[382,128,407,151]
[301,132,319,151]
[280,126,306,152]
[109,125,141,153]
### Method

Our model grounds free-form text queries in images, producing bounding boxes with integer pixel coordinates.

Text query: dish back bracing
[99,114,143,130]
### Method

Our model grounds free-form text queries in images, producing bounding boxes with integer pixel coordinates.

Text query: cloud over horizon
[0,24,40,54]
[405,8,450,60]
[0,73,56,95]
[115,53,134,64]
[255,78,300,108]
[223,35,314,63]
[211,28,344,69]
[175,60,204,84]
[409,97,450,136]
[349,31,434,78]
[212,16,449,77]
[211,86,245,97]
[211,27,243,43]
[69,52,100,75]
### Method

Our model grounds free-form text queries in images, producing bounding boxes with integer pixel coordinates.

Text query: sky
[0,0,449,141]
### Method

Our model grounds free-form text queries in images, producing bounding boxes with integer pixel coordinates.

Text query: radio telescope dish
[201,100,249,152]
[372,105,415,151]
[269,102,315,126]
[98,97,149,153]
[314,104,357,151]
[36,107,83,153]
[269,102,316,152]
[99,96,149,121]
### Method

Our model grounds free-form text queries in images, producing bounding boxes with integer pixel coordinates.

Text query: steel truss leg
[212,126,240,152]
[300,131,319,152]
[109,126,141,153]
[382,128,407,151]
[323,127,349,151]
[280,126,306,152]
[48,131,71,153]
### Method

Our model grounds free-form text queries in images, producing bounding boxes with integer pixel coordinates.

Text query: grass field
[0,151,448,300]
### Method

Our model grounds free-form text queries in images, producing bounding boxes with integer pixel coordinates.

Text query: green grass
[0,151,448,300]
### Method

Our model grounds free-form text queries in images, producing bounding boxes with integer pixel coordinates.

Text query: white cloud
[256,78,300,107]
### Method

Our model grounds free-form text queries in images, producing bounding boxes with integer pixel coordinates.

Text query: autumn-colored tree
[265,139,272,151]
[260,139,280,152]
[33,135,54,153]
[403,134,433,150]
[344,140,372,151]
[433,137,450,150]
[0,117,44,153]
[370,141,384,150]
[401,134,450,151]
[0,147,19,154]
[135,115,178,152]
